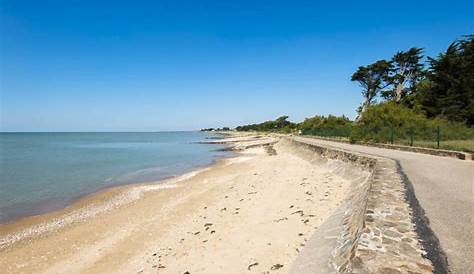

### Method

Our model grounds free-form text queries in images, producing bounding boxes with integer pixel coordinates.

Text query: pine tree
[351,60,391,119]
[421,35,474,125]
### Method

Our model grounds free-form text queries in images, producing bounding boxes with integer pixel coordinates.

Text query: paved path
[294,136,474,274]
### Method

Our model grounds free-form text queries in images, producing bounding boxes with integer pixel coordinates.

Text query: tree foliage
[351,102,474,143]
[382,47,424,102]
[235,115,296,132]
[352,35,473,126]
[351,102,427,142]
[299,115,352,137]
[418,35,474,125]
[351,60,391,117]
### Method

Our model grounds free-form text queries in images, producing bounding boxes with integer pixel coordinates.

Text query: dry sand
[0,137,350,274]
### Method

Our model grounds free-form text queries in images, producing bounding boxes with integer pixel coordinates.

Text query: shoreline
[0,154,235,249]
[0,142,235,226]
[0,131,232,225]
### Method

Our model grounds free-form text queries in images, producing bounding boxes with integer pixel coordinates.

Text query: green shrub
[350,102,474,143]
[299,115,353,137]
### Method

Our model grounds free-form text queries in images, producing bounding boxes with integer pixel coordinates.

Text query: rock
[379,268,401,274]
[384,229,402,238]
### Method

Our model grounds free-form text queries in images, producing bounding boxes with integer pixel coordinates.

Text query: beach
[0,135,350,273]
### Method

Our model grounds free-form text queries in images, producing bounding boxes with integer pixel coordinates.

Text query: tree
[272,115,291,129]
[235,115,296,132]
[420,35,474,125]
[351,60,391,119]
[382,47,425,102]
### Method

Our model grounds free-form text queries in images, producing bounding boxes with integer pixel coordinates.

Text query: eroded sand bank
[0,137,350,274]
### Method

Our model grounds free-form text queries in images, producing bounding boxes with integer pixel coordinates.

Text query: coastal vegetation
[235,35,474,152]
[235,116,296,133]
[201,127,231,132]
[351,35,473,125]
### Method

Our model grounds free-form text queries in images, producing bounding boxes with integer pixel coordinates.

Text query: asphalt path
[294,136,474,273]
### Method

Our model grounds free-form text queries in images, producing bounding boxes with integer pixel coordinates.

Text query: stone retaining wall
[285,137,434,273]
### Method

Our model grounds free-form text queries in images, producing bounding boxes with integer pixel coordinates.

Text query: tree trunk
[394,83,403,102]
[356,99,370,121]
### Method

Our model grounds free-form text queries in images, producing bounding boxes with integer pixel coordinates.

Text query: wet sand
[0,136,350,274]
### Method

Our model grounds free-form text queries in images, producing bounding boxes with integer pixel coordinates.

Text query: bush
[350,102,474,143]
[299,115,353,137]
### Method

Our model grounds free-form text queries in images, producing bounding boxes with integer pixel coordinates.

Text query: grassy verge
[302,134,474,153]
[395,139,474,153]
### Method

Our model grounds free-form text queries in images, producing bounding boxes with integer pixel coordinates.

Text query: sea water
[0,132,229,223]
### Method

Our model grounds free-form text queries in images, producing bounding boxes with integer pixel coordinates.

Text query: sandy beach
[0,135,350,274]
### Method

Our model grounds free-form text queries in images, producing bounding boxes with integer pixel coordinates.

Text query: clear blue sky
[1,0,473,131]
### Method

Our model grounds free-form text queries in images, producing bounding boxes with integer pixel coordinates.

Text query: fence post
[390,126,394,144]
[437,126,440,149]
[410,127,414,147]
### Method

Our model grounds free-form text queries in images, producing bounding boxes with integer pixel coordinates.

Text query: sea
[0,131,230,223]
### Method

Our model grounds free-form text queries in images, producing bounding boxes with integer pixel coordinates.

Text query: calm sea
[0,132,230,223]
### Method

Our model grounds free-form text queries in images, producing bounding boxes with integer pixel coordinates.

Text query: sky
[0,0,473,131]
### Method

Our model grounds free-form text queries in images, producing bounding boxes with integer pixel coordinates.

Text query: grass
[301,134,474,153]
[395,139,474,153]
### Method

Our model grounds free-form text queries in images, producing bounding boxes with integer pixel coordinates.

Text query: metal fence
[301,125,474,152]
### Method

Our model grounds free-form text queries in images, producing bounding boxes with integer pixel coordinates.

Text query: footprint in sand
[247,262,258,270]
[271,264,284,270]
